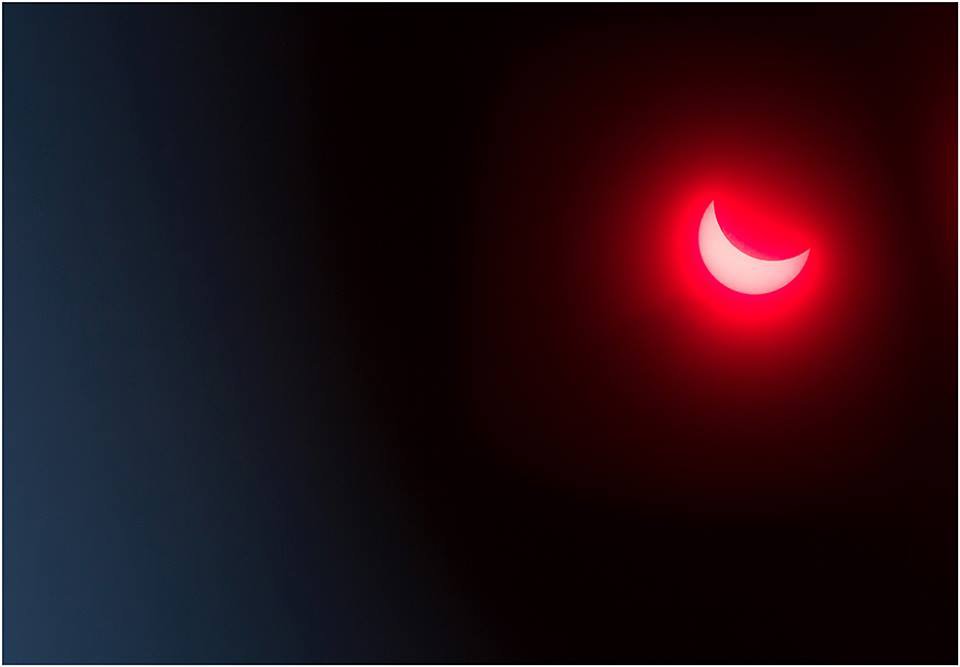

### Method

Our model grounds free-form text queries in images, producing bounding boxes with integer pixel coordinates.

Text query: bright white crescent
[698,201,810,295]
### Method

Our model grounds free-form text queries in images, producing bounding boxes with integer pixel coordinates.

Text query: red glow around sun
[467,38,903,507]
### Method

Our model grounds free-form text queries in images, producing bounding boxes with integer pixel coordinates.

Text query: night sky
[4,4,957,663]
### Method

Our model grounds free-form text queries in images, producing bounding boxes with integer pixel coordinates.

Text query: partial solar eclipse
[698,201,810,295]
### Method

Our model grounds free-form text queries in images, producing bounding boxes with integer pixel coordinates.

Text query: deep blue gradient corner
[4,6,472,662]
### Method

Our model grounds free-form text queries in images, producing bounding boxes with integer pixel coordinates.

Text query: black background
[5,4,957,663]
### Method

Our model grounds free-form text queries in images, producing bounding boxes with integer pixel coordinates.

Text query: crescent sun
[698,201,810,295]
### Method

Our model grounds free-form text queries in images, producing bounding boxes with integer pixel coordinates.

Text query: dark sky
[4,4,957,663]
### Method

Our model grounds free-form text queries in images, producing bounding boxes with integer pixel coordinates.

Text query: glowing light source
[698,201,810,295]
